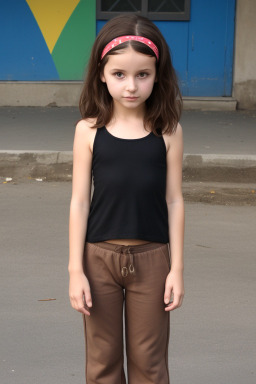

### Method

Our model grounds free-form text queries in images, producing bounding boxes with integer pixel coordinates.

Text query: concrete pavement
[1,181,256,384]
[0,107,256,182]
[1,108,256,382]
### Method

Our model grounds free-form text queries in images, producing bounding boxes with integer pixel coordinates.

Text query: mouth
[124,96,138,101]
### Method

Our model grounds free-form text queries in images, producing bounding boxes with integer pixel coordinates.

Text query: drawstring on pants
[116,246,135,277]
[128,251,135,274]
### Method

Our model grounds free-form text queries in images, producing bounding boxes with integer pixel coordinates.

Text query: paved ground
[1,107,256,193]
[1,107,256,383]
[0,107,256,154]
[1,181,256,384]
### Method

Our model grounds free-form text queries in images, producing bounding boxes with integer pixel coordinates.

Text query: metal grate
[97,0,190,20]
[101,0,142,12]
[148,0,185,12]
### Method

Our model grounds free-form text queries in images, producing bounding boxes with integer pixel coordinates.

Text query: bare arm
[68,119,94,316]
[164,122,185,311]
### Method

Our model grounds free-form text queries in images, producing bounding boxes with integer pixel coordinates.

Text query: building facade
[0,0,255,109]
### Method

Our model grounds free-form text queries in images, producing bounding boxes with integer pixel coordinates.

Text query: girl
[69,14,185,384]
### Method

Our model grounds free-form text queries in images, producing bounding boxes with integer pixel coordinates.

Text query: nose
[126,76,137,92]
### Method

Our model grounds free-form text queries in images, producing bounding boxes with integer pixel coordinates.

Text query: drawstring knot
[120,246,136,277]
[128,248,135,275]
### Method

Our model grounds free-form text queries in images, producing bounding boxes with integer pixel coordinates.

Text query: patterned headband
[101,35,159,61]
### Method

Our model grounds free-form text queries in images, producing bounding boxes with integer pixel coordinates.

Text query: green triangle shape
[52,0,96,80]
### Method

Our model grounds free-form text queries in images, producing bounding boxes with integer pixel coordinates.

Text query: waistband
[90,241,167,278]
[92,241,166,254]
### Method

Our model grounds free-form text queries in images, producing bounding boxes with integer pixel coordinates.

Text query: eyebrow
[110,68,152,72]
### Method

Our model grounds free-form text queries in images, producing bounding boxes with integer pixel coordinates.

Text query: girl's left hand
[164,269,184,311]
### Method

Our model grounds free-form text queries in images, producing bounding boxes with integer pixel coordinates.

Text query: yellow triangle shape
[26,0,80,53]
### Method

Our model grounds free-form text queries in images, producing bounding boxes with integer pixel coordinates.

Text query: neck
[112,100,146,121]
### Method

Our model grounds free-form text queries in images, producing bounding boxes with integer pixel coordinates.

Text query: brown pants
[82,241,171,384]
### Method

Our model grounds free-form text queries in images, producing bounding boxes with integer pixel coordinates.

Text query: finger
[165,302,178,311]
[165,294,181,311]
[70,294,91,315]
[77,299,91,316]
[78,306,91,316]
[84,291,92,307]
[164,287,173,305]
[164,289,174,305]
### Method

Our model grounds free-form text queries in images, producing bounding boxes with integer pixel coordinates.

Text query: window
[97,0,191,21]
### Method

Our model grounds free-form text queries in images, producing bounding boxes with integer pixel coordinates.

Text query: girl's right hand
[69,271,92,316]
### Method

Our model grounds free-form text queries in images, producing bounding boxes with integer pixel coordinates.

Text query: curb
[1,150,256,182]
[0,150,73,181]
[182,154,256,183]
[183,154,256,168]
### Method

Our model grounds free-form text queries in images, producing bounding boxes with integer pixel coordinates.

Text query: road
[1,181,256,384]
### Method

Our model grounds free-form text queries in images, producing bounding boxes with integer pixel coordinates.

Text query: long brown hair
[79,14,182,136]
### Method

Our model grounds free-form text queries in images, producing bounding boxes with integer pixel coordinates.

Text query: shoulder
[75,117,97,133]
[75,118,98,154]
[162,122,183,153]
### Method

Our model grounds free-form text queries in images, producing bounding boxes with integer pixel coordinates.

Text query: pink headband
[101,35,159,61]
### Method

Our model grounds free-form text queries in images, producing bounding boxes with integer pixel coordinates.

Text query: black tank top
[85,126,169,243]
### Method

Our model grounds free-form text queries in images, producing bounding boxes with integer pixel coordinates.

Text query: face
[100,45,157,110]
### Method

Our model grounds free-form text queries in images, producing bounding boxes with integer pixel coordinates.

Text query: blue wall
[0,0,95,81]
[0,0,236,95]
[97,0,236,97]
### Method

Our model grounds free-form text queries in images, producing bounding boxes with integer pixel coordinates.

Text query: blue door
[185,0,236,96]
[97,0,236,97]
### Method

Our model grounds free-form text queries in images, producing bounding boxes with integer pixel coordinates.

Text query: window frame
[96,0,191,21]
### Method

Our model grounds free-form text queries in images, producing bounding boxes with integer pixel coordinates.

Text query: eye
[137,72,148,78]
[114,72,124,79]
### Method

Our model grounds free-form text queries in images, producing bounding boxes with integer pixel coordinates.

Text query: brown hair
[79,14,182,136]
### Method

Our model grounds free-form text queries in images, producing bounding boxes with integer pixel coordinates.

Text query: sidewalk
[2,181,256,383]
[0,107,255,182]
